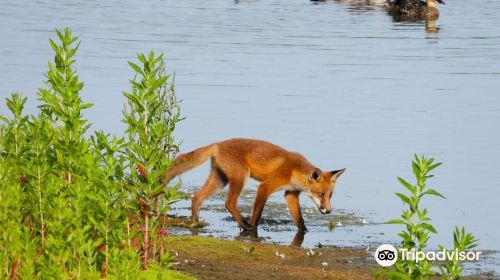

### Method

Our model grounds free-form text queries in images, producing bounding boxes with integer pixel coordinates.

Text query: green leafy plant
[384,155,444,279]
[438,227,479,280]
[377,155,479,280]
[0,28,187,279]
[122,51,183,269]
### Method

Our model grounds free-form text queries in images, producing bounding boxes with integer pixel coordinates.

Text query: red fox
[165,138,345,231]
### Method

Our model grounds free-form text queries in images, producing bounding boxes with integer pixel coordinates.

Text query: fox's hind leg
[191,164,227,222]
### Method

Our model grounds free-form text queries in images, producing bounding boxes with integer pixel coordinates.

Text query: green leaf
[428,162,442,172]
[128,62,144,76]
[395,192,412,206]
[386,219,407,225]
[422,188,446,199]
[79,103,93,110]
[151,76,168,91]
[420,223,437,234]
[398,177,415,195]
[49,38,59,53]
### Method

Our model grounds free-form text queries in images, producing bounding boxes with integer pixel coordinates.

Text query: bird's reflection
[425,18,439,33]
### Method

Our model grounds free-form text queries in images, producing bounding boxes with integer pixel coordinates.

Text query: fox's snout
[308,192,332,214]
[319,207,331,214]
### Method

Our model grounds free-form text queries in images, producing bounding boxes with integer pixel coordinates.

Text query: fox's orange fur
[165,138,346,231]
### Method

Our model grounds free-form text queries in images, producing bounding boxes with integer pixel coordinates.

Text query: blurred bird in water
[387,0,445,20]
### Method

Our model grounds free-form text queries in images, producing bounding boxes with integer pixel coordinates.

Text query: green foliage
[377,155,479,280]
[438,227,479,280]
[386,155,443,251]
[382,155,443,279]
[123,51,183,269]
[0,28,184,279]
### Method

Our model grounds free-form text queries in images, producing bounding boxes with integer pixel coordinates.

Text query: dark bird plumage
[387,0,444,20]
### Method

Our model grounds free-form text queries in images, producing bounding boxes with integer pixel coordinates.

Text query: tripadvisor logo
[374,244,482,267]
[375,244,398,267]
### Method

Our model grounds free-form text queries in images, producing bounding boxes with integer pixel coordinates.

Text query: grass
[139,267,196,280]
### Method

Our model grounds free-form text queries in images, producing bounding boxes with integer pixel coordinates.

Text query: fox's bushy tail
[165,144,215,183]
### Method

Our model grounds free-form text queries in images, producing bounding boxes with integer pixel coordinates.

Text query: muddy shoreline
[166,235,373,280]
[165,234,497,280]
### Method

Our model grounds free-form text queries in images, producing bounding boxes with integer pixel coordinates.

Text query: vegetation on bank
[0,28,189,279]
[377,155,479,280]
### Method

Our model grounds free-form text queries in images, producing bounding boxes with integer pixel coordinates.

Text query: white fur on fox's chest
[271,183,304,193]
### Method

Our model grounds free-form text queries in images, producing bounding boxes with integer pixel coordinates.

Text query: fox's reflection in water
[237,228,307,247]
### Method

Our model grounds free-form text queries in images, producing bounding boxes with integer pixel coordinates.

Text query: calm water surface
[1,0,499,274]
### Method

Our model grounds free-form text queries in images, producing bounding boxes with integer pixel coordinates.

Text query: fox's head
[304,168,346,214]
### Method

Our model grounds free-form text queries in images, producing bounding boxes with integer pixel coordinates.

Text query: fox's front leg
[249,182,274,230]
[285,190,307,232]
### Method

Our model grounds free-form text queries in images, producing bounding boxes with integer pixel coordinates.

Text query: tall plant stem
[36,164,45,245]
[143,203,149,269]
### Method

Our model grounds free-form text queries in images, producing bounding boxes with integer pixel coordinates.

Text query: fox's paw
[240,220,254,231]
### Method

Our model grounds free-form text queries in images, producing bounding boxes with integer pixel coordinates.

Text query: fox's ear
[331,168,346,180]
[309,168,322,182]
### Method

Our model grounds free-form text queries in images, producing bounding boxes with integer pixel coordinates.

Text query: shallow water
[1,0,499,275]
